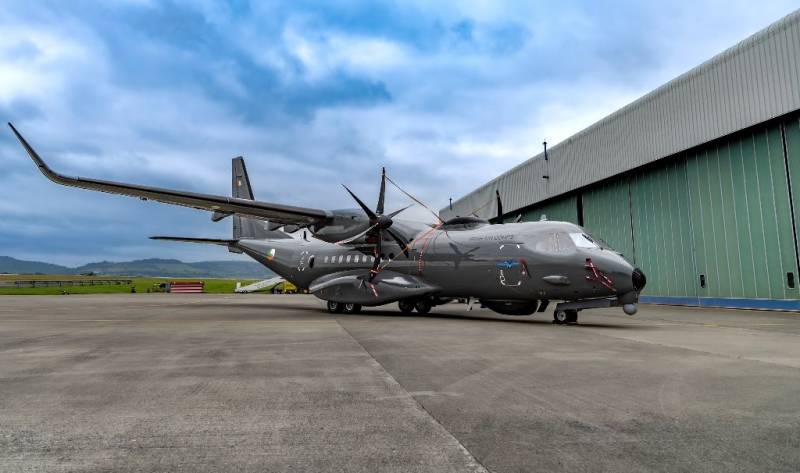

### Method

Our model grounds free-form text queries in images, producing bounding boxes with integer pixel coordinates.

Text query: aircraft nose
[632,267,647,291]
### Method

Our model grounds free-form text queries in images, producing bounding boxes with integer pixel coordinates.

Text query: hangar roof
[441,10,800,220]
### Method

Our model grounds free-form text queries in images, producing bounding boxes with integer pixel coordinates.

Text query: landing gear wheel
[414,299,432,314]
[343,303,362,314]
[553,309,578,324]
[398,300,415,314]
[327,301,344,313]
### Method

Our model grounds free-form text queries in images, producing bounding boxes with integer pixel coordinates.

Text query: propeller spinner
[341,168,410,281]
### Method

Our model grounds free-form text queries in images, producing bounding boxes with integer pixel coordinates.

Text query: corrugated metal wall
[443,9,800,221]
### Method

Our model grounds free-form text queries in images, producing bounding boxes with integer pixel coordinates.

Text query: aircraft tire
[414,299,432,314]
[343,303,362,314]
[553,309,578,324]
[398,300,415,314]
[327,301,344,313]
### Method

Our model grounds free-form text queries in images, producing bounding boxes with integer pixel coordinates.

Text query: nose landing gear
[553,309,578,324]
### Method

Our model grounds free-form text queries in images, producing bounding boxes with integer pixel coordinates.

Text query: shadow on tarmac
[181,300,648,329]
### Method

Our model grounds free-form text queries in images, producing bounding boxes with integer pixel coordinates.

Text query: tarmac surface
[1,294,799,472]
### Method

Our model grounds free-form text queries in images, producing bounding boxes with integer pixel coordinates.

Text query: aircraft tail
[231,157,291,240]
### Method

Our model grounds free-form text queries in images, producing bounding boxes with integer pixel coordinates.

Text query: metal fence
[0,279,133,288]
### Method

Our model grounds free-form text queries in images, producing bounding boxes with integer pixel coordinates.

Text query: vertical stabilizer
[232,156,255,200]
[232,157,291,240]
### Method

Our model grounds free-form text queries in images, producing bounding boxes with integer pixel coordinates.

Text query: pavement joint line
[335,317,491,473]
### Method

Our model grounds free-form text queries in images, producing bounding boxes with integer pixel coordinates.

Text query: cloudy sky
[0,1,796,266]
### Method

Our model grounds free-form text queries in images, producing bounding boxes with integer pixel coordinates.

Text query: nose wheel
[553,309,578,324]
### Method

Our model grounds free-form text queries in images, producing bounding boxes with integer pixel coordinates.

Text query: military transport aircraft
[8,123,645,324]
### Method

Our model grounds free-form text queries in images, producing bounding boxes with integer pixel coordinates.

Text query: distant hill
[0,256,274,279]
[0,256,72,275]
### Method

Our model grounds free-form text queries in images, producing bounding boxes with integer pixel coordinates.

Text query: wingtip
[6,125,61,181]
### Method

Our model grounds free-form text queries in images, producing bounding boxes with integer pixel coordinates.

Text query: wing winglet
[8,122,68,184]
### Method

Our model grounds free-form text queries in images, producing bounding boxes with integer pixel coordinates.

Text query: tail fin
[231,157,291,240]
[232,156,255,200]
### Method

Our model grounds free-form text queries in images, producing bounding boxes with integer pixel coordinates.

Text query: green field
[0,275,259,295]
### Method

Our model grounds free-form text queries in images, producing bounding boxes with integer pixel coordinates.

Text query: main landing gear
[398,299,431,314]
[327,301,361,314]
[553,309,578,325]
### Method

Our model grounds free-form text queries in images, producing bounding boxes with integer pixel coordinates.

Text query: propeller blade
[334,223,378,245]
[488,190,504,224]
[377,167,386,215]
[342,185,377,219]
[514,214,523,223]
[386,227,410,258]
[386,204,413,219]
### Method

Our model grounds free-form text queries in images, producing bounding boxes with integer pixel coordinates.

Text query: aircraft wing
[8,123,329,227]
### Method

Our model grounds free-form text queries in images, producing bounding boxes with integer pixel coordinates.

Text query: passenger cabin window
[323,256,329,263]
[346,255,351,263]
[338,255,344,263]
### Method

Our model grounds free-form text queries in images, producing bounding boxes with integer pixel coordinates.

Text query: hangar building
[441,10,800,310]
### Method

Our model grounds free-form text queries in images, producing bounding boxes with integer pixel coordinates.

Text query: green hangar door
[581,118,800,302]
[687,122,799,301]
[784,117,800,298]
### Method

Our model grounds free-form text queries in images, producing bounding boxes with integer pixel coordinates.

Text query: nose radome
[632,267,647,291]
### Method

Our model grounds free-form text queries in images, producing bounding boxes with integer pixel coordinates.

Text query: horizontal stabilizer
[150,236,238,246]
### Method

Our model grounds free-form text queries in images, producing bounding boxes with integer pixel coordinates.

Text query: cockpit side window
[534,233,572,253]
[569,233,599,249]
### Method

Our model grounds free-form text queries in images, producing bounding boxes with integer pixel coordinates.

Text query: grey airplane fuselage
[236,219,638,304]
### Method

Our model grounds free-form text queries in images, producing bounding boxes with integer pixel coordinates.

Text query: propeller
[342,168,411,281]
[489,190,504,224]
